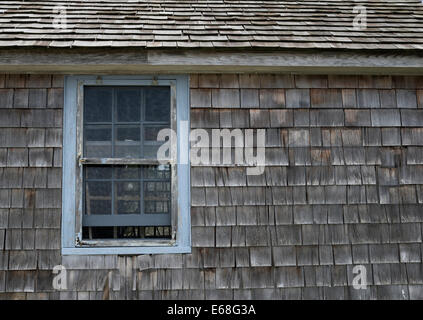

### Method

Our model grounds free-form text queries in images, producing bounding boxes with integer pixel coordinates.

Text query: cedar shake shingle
[0,2,421,50]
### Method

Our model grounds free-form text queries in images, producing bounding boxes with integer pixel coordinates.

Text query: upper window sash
[77,80,177,166]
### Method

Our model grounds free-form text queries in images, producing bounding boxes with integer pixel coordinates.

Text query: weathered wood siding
[1,73,423,299]
[0,74,63,299]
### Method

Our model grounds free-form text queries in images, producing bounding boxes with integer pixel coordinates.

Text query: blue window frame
[62,75,190,255]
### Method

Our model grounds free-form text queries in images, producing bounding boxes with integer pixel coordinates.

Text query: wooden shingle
[28,89,47,109]
[285,89,310,108]
[259,89,285,108]
[371,109,401,127]
[8,251,37,270]
[397,89,417,108]
[212,89,240,108]
[380,89,397,108]
[341,89,357,108]
[26,75,51,89]
[328,75,358,88]
[190,89,211,108]
[357,89,380,108]
[219,74,239,89]
[6,75,25,89]
[310,109,344,127]
[47,88,64,109]
[0,110,20,127]
[259,75,294,89]
[311,89,342,108]
[6,148,28,167]
[240,89,259,108]
[26,129,45,148]
[0,89,14,108]
[295,75,327,89]
[401,110,423,127]
[275,267,304,288]
[239,74,260,89]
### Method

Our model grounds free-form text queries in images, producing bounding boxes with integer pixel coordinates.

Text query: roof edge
[0,47,422,75]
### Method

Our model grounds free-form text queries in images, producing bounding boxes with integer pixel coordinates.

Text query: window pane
[143,145,160,159]
[84,87,112,123]
[144,181,171,214]
[144,126,166,142]
[145,87,170,122]
[144,226,171,238]
[117,126,140,141]
[116,88,141,122]
[115,165,141,179]
[83,226,171,239]
[85,166,112,180]
[116,181,140,214]
[85,126,112,157]
[83,227,114,239]
[85,181,112,215]
[115,126,141,158]
[144,165,171,179]
[143,126,169,159]
[86,126,111,140]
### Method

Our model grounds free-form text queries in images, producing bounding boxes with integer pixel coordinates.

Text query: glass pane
[145,87,170,122]
[144,126,164,141]
[117,126,140,142]
[143,145,160,159]
[115,126,141,158]
[118,226,139,238]
[144,165,171,179]
[86,126,112,141]
[116,181,140,214]
[115,165,141,179]
[85,126,112,157]
[85,181,112,215]
[143,126,169,159]
[144,181,171,214]
[85,166,112,180]
[84,87,112,123]
[144,226,171,238]
[83,226,171,239]
[83,227,114,239]
[116,88,141,122]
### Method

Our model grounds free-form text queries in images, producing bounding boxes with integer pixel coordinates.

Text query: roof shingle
[0,0,422,50]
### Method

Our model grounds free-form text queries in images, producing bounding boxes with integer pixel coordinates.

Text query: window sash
[83,214,171,227]
[79,158,172,165]
[82,86,172,160]
[75,80,178,246]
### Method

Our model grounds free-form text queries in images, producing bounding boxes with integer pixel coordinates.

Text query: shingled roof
[0,0,423,50]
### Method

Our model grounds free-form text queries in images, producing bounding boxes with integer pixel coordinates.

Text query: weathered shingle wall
[0,74,63,299]
[1,73,423,299]
[188,74,423,300]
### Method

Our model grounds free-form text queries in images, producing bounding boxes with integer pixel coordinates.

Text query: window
[62,76,190,255]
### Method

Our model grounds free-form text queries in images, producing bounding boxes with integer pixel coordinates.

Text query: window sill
[62,245,191,255]
[78,238,176,247]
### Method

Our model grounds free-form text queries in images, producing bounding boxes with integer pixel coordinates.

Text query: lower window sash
[82,213,170,227]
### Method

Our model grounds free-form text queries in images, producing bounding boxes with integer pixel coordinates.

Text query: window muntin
[78,85,176,243]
